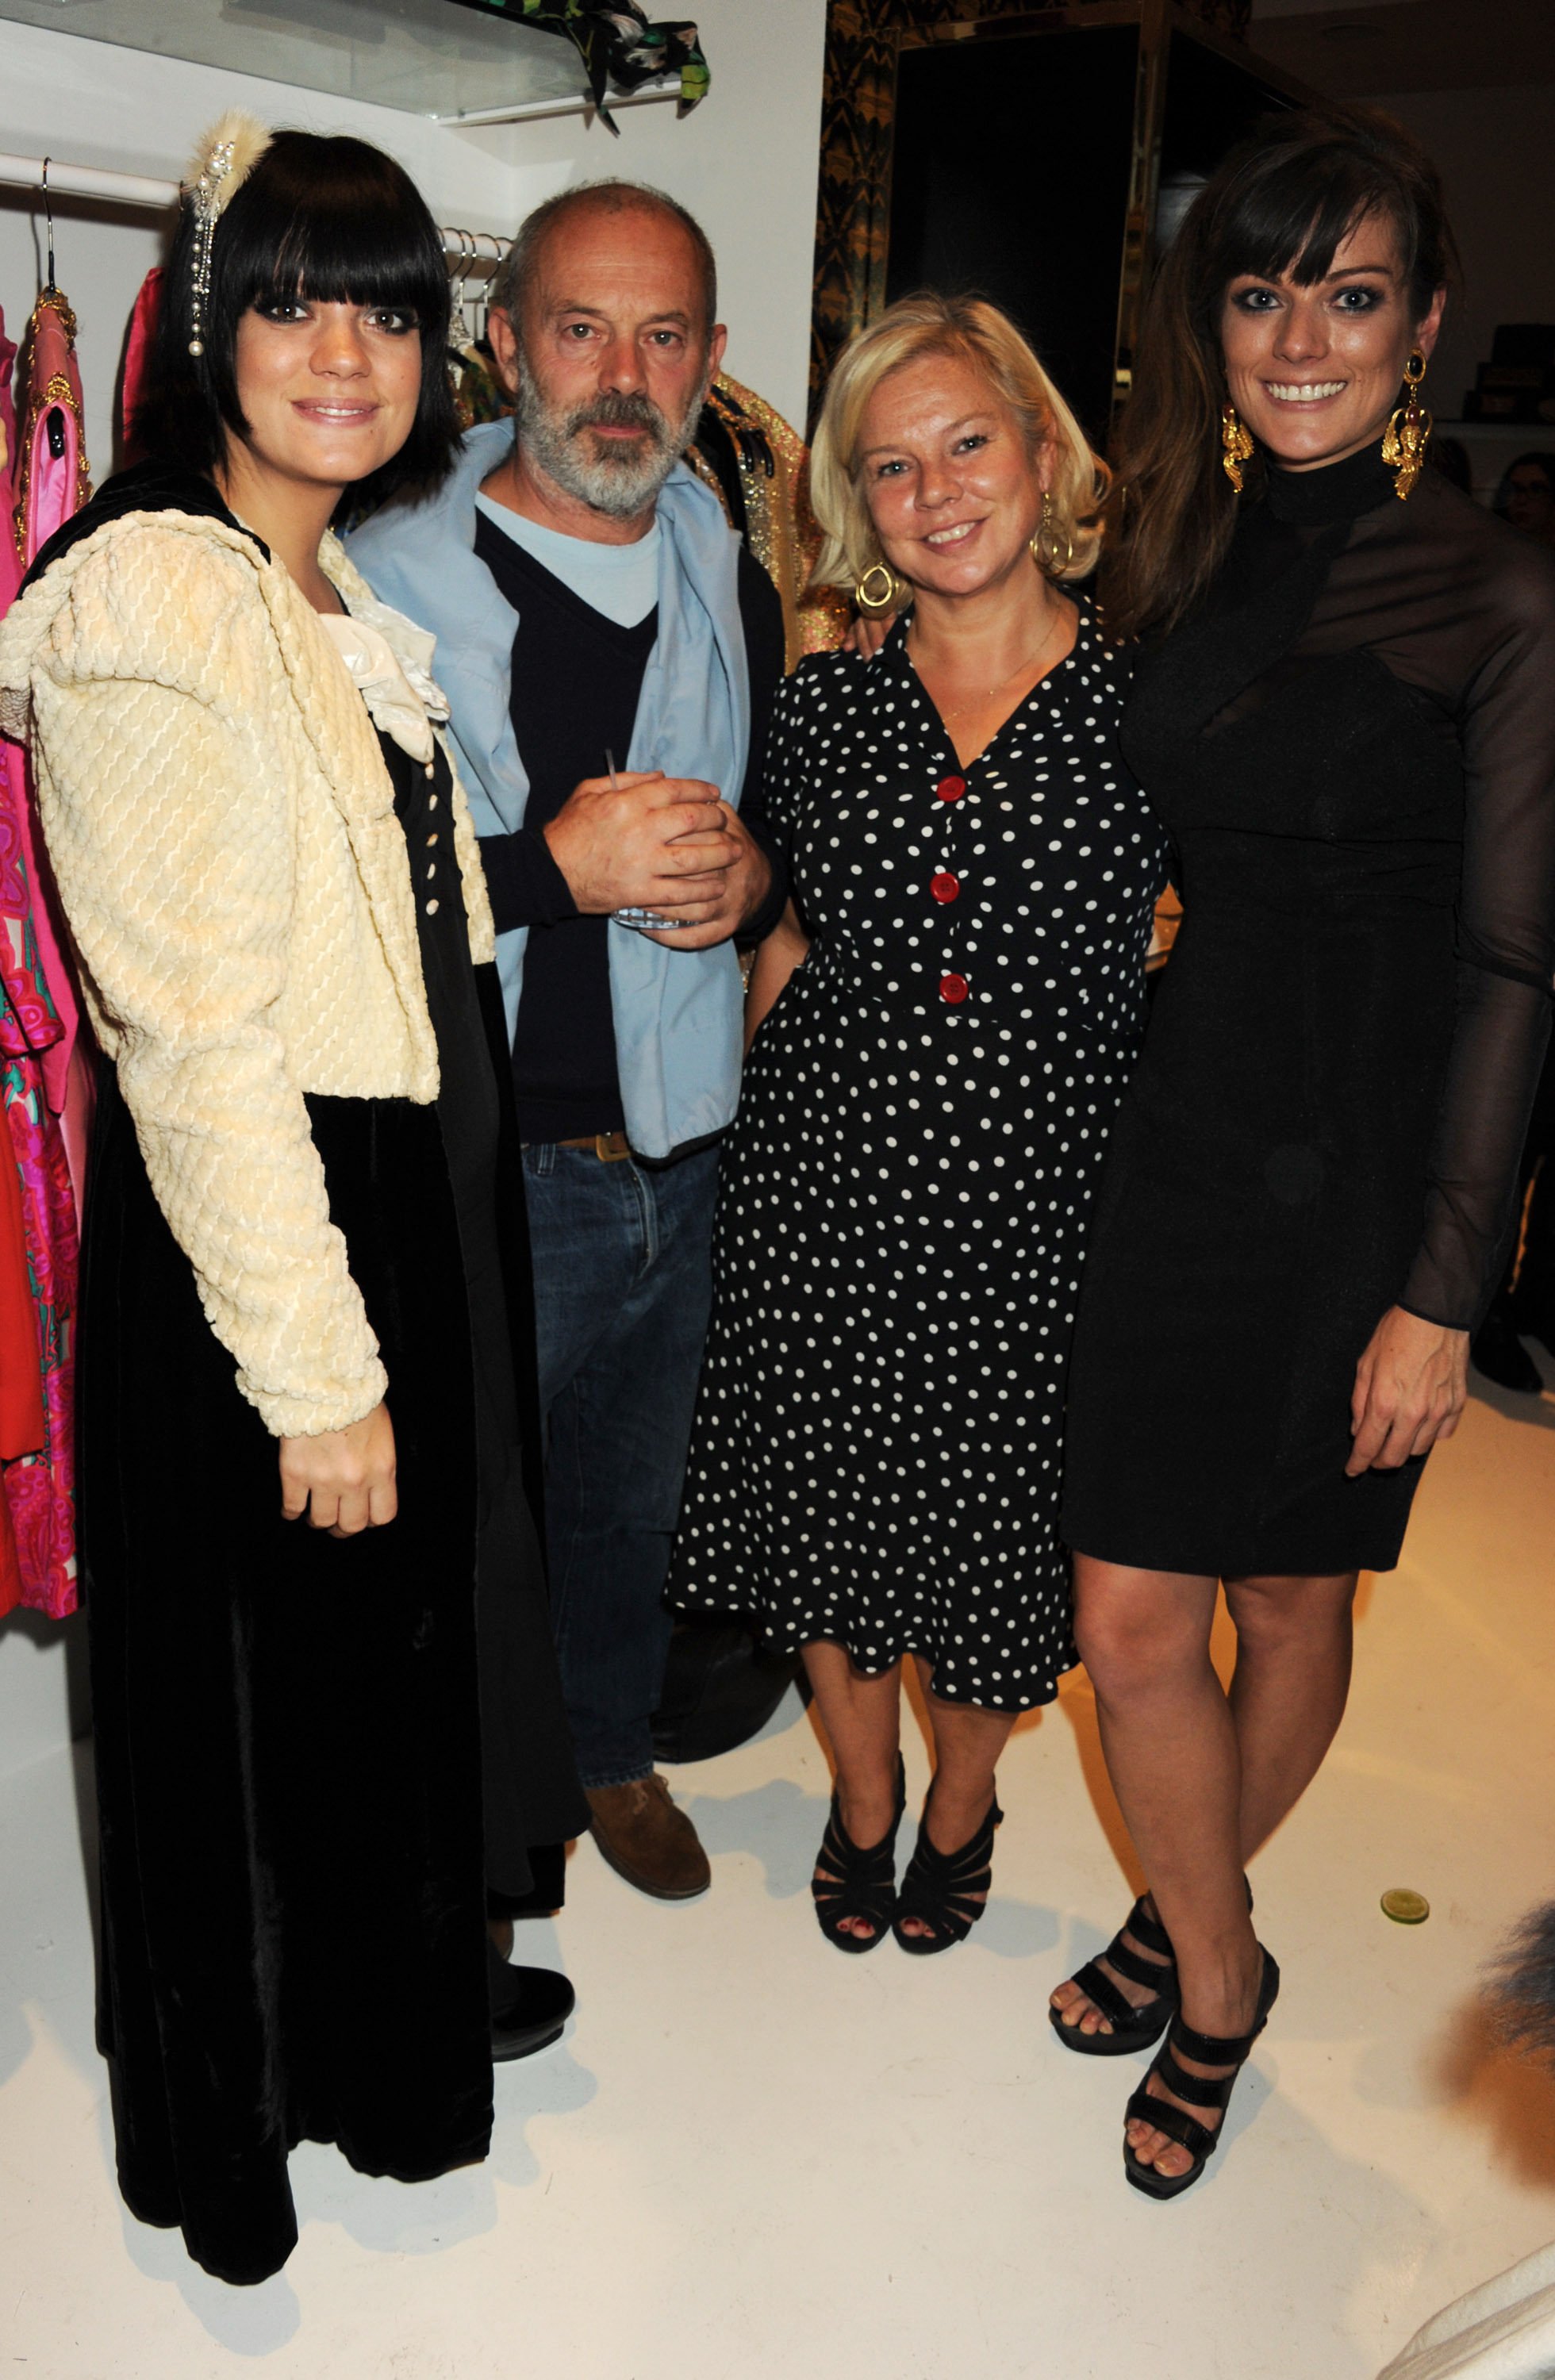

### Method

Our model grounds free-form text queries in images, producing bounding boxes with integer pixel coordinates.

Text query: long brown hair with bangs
[1100,103,1457,644]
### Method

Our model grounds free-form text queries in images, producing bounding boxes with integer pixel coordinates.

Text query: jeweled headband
[183,110,273,358]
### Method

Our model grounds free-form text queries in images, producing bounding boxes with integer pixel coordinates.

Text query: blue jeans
[521,1142,720,1790]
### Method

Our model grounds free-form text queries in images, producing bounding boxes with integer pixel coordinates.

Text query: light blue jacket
[347,423,751,1161]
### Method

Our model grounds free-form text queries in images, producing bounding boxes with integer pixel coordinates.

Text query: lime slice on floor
[1381,1887,1430,1924]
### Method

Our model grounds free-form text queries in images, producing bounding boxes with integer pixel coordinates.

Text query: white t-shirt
[474,492,660,629]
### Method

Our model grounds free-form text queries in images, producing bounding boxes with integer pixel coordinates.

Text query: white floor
[3,1369,1555,2380]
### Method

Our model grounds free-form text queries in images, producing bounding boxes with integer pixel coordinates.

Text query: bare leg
[897,1679,1017,1943]
[1058,1559,1359,2179]
[1225,1570,1358,1858]
[1051,1565,1360,2043]
[802,1640,904,1942]
[1050,1564,1223,2038]
[1060,1560,1257,2177]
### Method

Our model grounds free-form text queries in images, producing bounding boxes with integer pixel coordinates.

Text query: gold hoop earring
[1031,491,1073,578]
[1381,348,1432,501]
[854,561,900,615]
[1220,399,1254,494]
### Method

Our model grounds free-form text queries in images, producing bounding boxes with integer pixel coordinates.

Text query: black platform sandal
[1123,1945,1280,2201]
[811,1756,906,1953]
[891,1790,1002,1956]
[1049,1895,1179,2057]
[1050,1875,1254,2057]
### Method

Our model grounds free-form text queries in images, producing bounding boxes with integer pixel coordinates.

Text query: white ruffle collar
[316,606,449,769]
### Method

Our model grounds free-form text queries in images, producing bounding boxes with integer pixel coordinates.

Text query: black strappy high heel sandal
[1123,1945,1280,2201]
[811,1755,906,1953]
[1049,1894,1179,2057]
[1050,1876,1254,2057]
[891,1789,1002,1956]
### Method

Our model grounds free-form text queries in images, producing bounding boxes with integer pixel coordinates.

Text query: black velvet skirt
[81,1012,582,2286]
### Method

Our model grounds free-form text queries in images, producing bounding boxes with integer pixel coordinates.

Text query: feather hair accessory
[183,110,272,358]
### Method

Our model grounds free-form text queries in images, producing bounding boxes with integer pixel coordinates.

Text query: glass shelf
[0,0,592,118]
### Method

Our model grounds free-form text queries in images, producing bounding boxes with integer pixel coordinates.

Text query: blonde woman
[670,296,1165,1952]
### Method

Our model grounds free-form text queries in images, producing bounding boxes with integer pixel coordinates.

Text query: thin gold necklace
[910,609,1068,724]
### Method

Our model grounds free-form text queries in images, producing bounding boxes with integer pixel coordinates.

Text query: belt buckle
[595,1131,629,1162]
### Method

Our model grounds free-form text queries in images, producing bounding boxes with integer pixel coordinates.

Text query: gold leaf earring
[1381,350,1432,501]
[854,561,900,615]
[1220,399,1254,494]
[1031,490,1073,578]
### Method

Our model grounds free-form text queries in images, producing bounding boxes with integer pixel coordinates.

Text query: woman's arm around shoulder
[743,899,811,1053]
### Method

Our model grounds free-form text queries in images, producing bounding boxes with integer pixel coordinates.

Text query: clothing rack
[0,149,510,267]
[433,78,680,129]
[0,151,179,211]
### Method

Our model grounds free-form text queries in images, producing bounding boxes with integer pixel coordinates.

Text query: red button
[936,774,966,803]
[939,972,969,1004]
[931,871,960,904]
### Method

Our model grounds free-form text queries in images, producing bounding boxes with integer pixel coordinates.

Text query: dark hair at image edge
[1100,102,1459,644]
[135,129,459,509]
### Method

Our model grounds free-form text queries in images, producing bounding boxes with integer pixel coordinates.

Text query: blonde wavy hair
[810,292,1108,593]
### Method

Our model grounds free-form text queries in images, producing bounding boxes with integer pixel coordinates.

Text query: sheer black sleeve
[1400,542,1555,1331]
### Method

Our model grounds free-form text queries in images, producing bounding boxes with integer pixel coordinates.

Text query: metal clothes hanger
[452,229,476,347]
[36,155,70,462]
[40,154,56,294]
[474,232,504,341]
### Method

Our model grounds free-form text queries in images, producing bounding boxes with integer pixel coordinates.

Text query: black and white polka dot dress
[670,605,1166,1710]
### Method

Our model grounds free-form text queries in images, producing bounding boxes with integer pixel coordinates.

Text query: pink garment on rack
[17,288,89,560]
[0,313,19,617]
[0,290,87,1618]
[0,309,34,1618]
[14,288,90,1135]
[120,267,162,466]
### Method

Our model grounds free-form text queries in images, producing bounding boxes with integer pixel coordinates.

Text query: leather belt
[552,1131,632,1161]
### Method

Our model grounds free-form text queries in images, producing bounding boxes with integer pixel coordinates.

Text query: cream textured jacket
[0,509,495,1438]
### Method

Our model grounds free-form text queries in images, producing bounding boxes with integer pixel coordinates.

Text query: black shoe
[1472,1299,1543,1394]
[489,1940,574,2062]
[1050,1894,1179,2057]
[1123,1947,1280,2202]
[812,1755,906,1953]
[1050,1876,1252,2057]
[891,1788,1002,1956]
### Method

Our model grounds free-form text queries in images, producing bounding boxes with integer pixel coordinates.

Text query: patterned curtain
[810,0,1251,429]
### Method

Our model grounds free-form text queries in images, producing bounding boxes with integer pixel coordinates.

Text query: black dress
[60,472,585,2287]
[1062,444,1555,1578]
[671,606,1165,1708]
[376,723,584,1913]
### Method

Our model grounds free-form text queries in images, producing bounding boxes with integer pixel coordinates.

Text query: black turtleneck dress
[1062,445,1555,1578]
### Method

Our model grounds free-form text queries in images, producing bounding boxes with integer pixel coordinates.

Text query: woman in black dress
[0,125,585,2283]
[1051,106,1555,2197]
[671,297,1164,1952]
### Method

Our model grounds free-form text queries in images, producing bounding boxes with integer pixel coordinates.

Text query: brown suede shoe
[586,1774,711,1901]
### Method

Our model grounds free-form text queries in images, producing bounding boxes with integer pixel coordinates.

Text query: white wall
[0,0,827,1779]
[493,0,828,432]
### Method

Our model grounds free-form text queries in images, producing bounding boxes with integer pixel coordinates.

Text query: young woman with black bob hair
[0,119,585,2285]
[1049,105,1555,2197]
